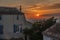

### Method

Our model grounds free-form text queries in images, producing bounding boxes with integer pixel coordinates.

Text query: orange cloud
[25,3,60,14]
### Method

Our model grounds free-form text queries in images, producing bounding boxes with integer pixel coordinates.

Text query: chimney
[20,5,21,12]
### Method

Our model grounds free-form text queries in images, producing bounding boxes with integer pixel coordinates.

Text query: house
[0,6,32,40]
[42,19,60,40]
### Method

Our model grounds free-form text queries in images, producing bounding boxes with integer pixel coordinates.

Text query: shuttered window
[13,24,22,33]
[19,24,22,32]
[0,25,3,34]
[13,24,19,33]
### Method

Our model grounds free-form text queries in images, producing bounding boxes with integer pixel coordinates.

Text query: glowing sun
[36,14,40,17]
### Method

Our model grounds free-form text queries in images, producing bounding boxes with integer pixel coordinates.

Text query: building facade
[0,6,32,39]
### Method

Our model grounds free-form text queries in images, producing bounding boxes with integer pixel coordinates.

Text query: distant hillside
[42,13,60,16]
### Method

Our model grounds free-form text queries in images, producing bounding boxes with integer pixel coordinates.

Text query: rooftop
[0,7,24,15]
[43,23,60,39]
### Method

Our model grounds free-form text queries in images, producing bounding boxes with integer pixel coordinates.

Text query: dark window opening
[0,16,2,20]
[0,25,3,34]
[17,15,19,20]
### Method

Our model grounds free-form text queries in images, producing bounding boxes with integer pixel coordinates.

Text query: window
[0,15,2,20]
[13,24,22,33]
[0,25,3,34]
[17,15,19,20]
[13,24,19,33]
[19,24,22,32]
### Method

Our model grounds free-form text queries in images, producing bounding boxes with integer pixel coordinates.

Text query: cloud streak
[0,0,60,14]
[40,3,60,10]
[28,3,60,10]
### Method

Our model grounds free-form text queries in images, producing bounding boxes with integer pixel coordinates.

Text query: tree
[23,17,56,40]
[29,17,56,40]
[23,27,29,40]
[23,27,34,40]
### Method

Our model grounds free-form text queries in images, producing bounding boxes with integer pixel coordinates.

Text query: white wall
[0,15,27,39]
[56,19,60,23]
[43,35,52,40]
[43,35,59,40]
[2,15,14,39]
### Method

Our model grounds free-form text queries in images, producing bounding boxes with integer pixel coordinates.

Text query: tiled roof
[43,23,60,39]
[0,7,24,15]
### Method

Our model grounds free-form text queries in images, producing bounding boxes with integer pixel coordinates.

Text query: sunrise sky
[0,0,60,19]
